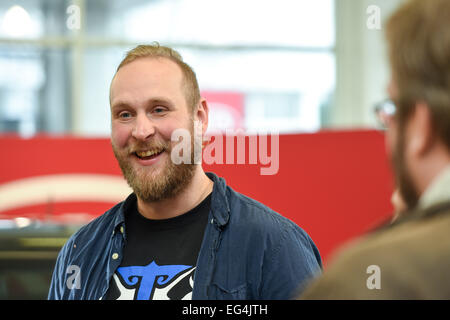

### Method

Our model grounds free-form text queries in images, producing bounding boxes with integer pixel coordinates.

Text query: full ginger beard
[111,131,199,203]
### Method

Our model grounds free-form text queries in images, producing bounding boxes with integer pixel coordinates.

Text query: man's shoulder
[208,171,288,225]
[352,206,450,257]
[302,210,450,299]
[223,184,322,273]
[227,186,292,225]
[209,173,320,265]
[225,185,313,242]
[330,211,450,268]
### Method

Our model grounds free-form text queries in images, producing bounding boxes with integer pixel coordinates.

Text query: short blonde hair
[115,43,201,112]
[385,0,450,149]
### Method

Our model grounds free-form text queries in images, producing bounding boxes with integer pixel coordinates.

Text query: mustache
[128,140,171,154]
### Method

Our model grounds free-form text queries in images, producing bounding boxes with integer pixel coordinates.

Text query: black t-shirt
[104,193,211,300]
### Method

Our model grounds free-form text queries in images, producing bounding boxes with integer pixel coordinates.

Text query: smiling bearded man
[48,43,322,301]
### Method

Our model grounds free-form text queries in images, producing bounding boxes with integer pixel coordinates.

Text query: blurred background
[0,0,404,137]
[0,0,404,299]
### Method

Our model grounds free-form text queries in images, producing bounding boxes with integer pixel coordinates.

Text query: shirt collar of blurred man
[418,165,450,210]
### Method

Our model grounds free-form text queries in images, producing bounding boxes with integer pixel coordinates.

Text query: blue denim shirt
[48,172,322,300]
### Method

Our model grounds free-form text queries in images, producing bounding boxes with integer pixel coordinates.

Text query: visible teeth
[136,149,162,158]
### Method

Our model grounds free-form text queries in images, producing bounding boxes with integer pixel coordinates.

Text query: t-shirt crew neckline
[129,193,212,231]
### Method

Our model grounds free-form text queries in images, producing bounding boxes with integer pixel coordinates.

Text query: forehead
[110,57,185,106]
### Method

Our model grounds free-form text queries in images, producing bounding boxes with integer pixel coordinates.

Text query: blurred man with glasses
[300,0,450,299]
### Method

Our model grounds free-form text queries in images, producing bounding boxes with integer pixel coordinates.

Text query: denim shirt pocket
[210,282,247,300]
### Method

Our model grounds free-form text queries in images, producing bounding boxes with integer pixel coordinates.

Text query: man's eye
[153,107,166,114]
[118,111,132,119]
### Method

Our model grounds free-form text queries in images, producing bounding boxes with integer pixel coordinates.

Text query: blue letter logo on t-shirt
[116,261,192,300]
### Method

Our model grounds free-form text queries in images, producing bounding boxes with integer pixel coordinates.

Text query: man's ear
[195,98,209,136]
[407,102,434,158]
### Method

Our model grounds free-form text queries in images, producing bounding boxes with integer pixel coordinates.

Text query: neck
[136,167,213,220]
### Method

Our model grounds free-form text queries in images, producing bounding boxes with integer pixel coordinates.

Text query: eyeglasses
[374,99,397,130]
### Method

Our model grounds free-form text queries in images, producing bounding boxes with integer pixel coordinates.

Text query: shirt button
[112,253,119,260]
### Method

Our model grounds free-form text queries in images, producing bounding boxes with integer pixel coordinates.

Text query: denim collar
[206,172,230,228]
[419,165,450,210]
[111,193,134,236]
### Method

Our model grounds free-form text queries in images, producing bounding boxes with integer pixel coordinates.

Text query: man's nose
[132,113,156,141]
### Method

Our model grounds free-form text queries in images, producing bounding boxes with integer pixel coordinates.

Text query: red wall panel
[0,130,394,262]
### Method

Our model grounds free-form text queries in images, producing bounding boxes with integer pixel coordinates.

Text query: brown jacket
[300,201,450,299]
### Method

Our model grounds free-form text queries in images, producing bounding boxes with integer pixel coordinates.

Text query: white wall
[73,0,406,135]
[330,0,404,128]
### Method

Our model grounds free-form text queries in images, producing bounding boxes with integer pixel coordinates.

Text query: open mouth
[134,148,165,160]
